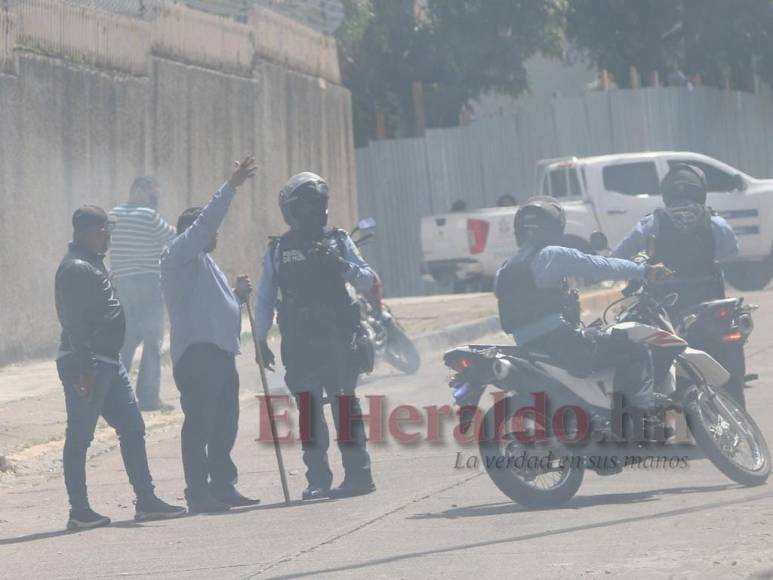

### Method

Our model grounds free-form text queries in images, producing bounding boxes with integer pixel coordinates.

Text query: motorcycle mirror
[590,231,609,252]
[357,217,377,231]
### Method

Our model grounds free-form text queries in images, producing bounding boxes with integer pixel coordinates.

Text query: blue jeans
[57,357,154,510]
[114,273,164,407]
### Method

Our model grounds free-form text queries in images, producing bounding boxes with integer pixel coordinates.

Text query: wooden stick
[246,301,291,505]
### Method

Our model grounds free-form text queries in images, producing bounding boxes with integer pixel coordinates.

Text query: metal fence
[356,87,773,297]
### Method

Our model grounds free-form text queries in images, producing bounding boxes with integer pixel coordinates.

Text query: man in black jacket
[55,206,185,530]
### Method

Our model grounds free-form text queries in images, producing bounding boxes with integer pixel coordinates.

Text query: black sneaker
[301,486,330,501]
[67,508,111,530]
[187,494,231,515]
[327,480,376,499]
[212,489,261,508]
[135,495,187,521]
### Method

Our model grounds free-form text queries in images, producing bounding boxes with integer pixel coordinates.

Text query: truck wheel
[724,258,773,291]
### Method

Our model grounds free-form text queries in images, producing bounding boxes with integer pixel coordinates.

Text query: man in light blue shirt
[160,156,259,513]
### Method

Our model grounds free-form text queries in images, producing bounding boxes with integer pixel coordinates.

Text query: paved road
[2,289,773,579]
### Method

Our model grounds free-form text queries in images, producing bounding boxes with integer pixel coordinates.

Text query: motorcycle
[351,218,421,375]
[674,296,757,409]
[591,232,757,410]
[444,279,770,509]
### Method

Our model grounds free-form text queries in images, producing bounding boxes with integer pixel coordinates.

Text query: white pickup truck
[420,151,773,291]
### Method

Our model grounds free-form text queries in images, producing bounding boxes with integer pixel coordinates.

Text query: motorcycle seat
[495,345,558,365]
[679,298,737,317]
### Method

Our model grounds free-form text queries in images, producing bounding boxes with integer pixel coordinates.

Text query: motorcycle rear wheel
[478,399,584,509]
[685,385,770,486]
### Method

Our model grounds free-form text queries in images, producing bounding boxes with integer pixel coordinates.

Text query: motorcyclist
[495,197,670,410]
[612,162,739,309]
[254,172,376,501]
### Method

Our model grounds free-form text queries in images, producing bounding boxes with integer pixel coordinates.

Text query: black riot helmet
[661,163,708,207]
[279,172,330,232]
[513,196,566,247]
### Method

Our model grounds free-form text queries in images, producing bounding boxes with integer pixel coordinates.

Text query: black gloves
[258,340,276,371]
[310,241,350,274]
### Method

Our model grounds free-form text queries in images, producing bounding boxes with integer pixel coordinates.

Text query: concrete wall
[0,1,356,364]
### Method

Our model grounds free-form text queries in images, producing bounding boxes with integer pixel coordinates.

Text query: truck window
[667,160,737,192]
[547,167,582,198]
[602,162,660,196]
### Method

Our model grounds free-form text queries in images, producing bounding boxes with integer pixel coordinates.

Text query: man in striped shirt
[109,177,176,411]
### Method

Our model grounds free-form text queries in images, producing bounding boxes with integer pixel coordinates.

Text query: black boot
[212,488,261,507]
[67,507,111,530]
[301,486,331,501]
[328,479,376,499]
[187,493,231,514]
[135,495,187,521]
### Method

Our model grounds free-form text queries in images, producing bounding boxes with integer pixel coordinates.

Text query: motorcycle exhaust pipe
[493,358,514,381]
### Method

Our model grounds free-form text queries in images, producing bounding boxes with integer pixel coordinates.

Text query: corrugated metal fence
[356,87,773,297]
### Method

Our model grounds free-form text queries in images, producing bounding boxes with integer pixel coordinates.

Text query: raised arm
[161,157,256,267]
[161,184,236,267]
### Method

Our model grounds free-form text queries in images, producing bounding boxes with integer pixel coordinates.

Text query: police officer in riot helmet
[612,162,739,309]
[495,197,670,409]
[254,172,376,500]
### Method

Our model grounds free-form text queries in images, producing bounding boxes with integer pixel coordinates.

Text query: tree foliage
[338,0,773,146]
[567,0,773,90]
[337,0,566,146]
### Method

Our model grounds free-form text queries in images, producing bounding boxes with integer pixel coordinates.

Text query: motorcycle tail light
[467,219,490,255]
[723,331,744,343]
[449,357,473,373]
[714,307,731,319]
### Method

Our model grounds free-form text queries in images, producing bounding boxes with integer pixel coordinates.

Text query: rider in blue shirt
[611,162,738,309]
[495,197,669,409]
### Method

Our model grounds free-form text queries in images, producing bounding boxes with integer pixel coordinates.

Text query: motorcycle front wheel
[684,385,770,486]
[478,399,584,509]
[385,323,421,374]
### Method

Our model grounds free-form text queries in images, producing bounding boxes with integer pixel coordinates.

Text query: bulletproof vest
[651,205,724,307]
[652,205,717,277]
[273,228,358,337]
[496,249,580,335]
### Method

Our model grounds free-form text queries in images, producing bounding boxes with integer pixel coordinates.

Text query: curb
[411,286,622,352]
